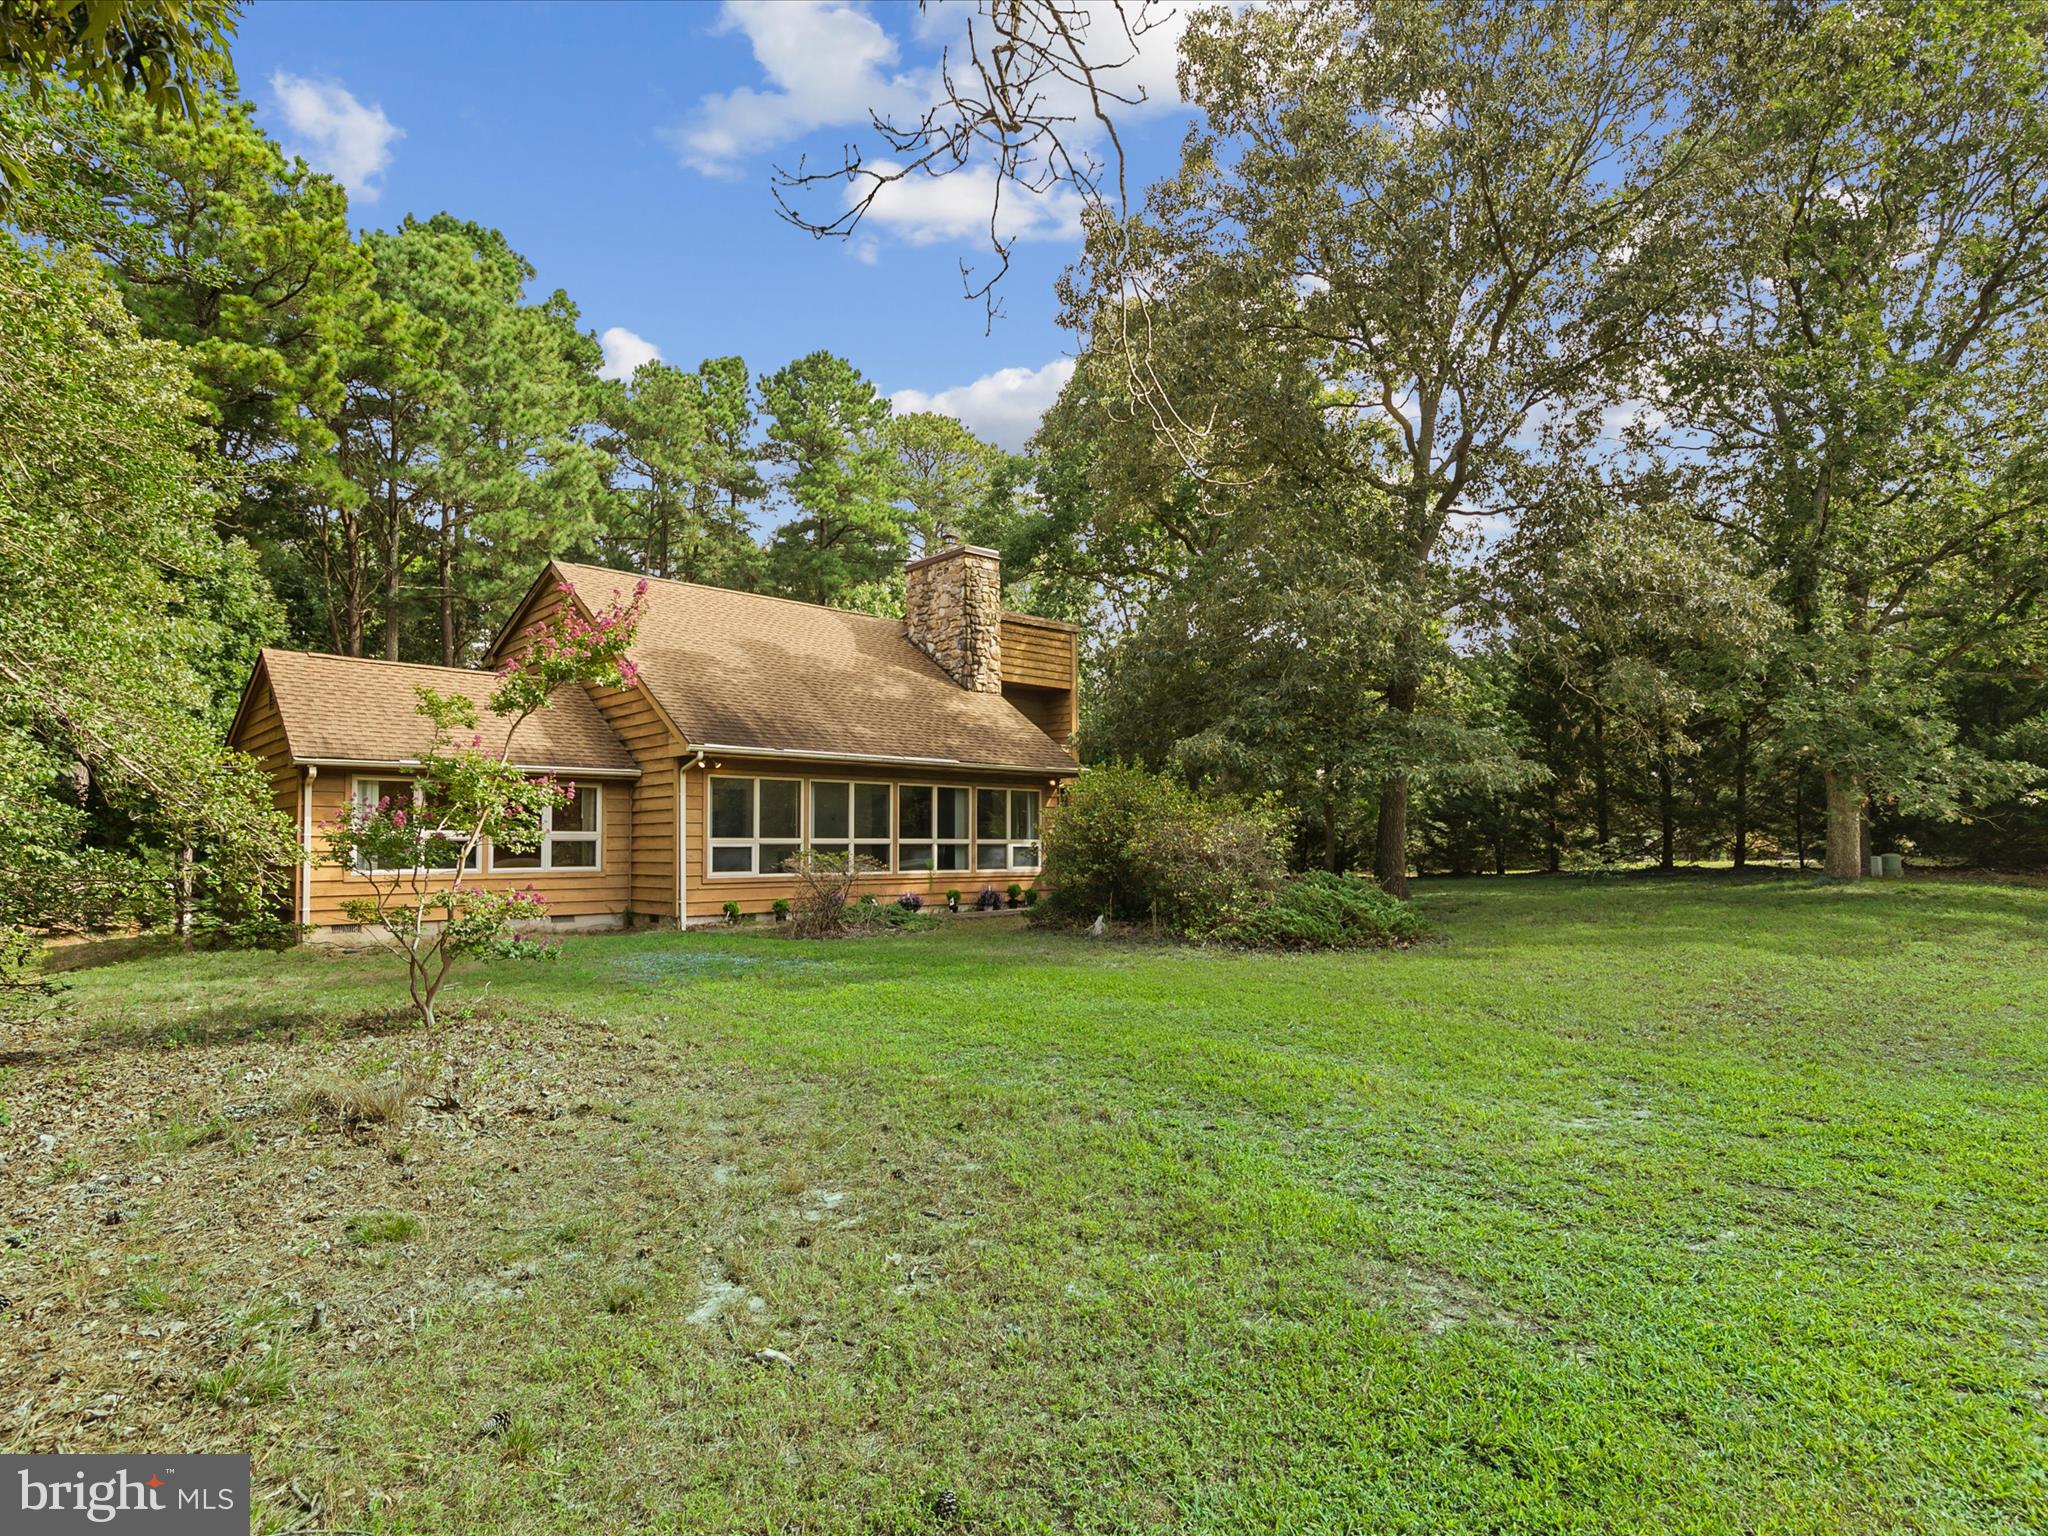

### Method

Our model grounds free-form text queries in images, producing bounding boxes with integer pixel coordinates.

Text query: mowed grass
[16,876,2048,1533]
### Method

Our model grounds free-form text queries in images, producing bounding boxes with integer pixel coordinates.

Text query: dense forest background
[4,0,2046,954]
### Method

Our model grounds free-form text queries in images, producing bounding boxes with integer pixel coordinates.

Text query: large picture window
[708,775,801,874]
[704,773,1040,877]
[976,787,1041,870]
[350,777,480,873]
[811,780,892,871]
[896,785,971,872]
[491,783,601,872]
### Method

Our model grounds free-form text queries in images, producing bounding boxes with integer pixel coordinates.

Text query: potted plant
[977,887,1003,911]
[722,899,741,925]
[1023,887,1039,909]
[1006,882,1024,909]
[771,898,790,923]
[945,889,961,913]
[898,893,924,912]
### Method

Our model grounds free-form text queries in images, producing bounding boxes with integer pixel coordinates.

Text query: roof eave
[694,741,1077,776]
[291,755,641,779]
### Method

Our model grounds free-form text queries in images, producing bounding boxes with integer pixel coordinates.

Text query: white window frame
[706,774,805,877]
[488,783,602,874]
[348,775,481,876]
[975,786,1042,873]
[810,778,895,874]
[895,783,973,875]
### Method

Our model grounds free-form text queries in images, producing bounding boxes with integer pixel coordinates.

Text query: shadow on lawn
[3,1005,416,1068]
[1417,871,2048,959]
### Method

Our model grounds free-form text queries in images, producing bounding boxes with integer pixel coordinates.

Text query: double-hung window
[708,775,802,875]
[351,776,480,873]
[811,780,892,872]
[897,785,971,871]
[976,788,1041,870]
[490,783,600,872]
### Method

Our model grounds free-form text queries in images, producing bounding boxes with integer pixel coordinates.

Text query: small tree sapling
[320,581,647,1032]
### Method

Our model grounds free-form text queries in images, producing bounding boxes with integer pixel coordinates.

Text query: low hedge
[1220,871,1424,950]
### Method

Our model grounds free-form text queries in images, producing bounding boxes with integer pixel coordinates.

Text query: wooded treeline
[1003,0,2048,885]
[7,88,1030,661]
[3,0,2046,971]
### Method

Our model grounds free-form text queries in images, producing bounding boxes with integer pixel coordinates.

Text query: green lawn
[7,877,2046,1533]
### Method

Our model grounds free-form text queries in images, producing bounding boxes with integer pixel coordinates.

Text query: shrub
[785,849,880,937]
[721,899,742,924]
[976,887,1003,910]
[898,893,923,911]
[1038,764,1287,936]
[1221,872,1423,951]
[1023,887,1039,908]
[771,898,791,922]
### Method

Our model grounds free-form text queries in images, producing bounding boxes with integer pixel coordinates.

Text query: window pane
[711,844,753,873]
[937,787,969,840]
[711,778,752,839]
[898,785,933,840]
[494,845,541,870]
[900,844,934,871]
[854,842,890,871]
[760,842,801,874]
[760,779,802,838]
[937,843,969,871]
[810,781,850,840]
[1013,843,1039,869]
[976,842,1008,871]
[854,783,891,839]
[553,788,594,833]
[1011,790,1038,839]
[977,789,1007,840]
[552,838,597,869]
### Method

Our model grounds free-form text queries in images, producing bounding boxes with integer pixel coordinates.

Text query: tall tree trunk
[1592,708,1611,848]
[1374,774,1410,898]
[1795,768,1808,871]
[1374,674,1417,898]
[175,845,195,950]
[1321,791,1340,873]
[1545,781,1560,873]
[1732,717,1750,870]
[438,502,457,668]
[1656,731,1675,871]
[1823,769,1863,879]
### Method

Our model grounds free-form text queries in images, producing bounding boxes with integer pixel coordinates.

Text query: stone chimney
[904,542,1003,692]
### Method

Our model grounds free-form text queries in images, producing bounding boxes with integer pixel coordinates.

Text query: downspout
[300,766,317,931]
[677,751,705,929]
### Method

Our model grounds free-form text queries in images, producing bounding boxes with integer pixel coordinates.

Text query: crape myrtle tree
[321,579,648,1033]
[1071,0,1703,895]
[1648,0,2048,878]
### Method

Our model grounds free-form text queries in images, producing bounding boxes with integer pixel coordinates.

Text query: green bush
[1038,765,1287,935]
[1221,872,1423,951]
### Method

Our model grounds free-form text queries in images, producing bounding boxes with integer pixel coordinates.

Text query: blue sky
[232,0,1205,450]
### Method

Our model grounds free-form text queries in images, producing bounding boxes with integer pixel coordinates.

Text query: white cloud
[857,161,1084,246]
[667,1,922,178]
[597,326,663,382]
[668,1,1202,250]
[891,357,1076,452]
[270,71,402,202]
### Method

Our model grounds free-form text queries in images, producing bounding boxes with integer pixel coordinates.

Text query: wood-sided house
[227,545,1080,936]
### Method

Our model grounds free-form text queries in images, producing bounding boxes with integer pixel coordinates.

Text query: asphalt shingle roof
[547,562,1078,773]
[254,649,637,774]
